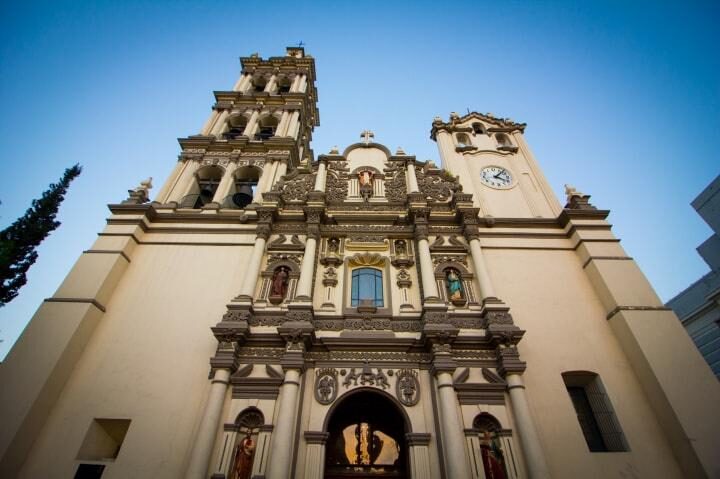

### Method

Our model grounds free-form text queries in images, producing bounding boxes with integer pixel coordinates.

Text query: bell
[237,184,254,196]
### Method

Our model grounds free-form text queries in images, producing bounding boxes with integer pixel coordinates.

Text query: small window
[456,133,472,147]
[255,116,278,141]
[562,372,628,452]
[351,268,383,307]
[74,464,106,479]
[76,418,131,461]
[496,133,511,147]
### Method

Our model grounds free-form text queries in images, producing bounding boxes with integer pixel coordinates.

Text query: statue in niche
[328,237,339,254]
[358,170,374,202]
[230,434,256,479]
[395,240,407,257]
[271,267,289,298]
[358,170,373,186]
[445,268,464,301]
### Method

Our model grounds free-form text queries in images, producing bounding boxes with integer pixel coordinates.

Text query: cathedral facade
[1,47,719,479]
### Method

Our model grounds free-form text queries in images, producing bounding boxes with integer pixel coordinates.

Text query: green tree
[0,164,82,307]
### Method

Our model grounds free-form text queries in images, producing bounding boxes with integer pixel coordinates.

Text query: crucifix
[297,40,305,47]
[360,130,374,145]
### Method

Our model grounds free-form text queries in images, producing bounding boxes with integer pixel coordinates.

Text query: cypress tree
[0,164,82,306]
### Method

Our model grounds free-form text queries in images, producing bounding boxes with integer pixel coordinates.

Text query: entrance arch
[324,388,409,478]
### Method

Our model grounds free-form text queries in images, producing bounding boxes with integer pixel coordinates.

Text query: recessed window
[255,116,278,140]
[74,464,106,479]
[562,372,629,452]
[76,418,131,461]
[456,133,472,147]
[351,268,383,307]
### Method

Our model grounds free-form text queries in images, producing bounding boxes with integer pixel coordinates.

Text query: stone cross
[360,130,374,145]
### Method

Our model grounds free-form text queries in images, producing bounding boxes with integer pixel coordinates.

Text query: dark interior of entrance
[325,391,408,478]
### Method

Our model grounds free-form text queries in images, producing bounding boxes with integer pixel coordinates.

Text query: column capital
[496,344,527,377]
[304,431,330,445]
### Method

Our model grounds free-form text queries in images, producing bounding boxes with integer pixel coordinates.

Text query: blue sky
[1,0,718,357]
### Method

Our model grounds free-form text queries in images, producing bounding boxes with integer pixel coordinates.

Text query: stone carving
[416,167,461,202]
[343,363,390,389]
[267,253,302,265]
[431,236,445,247]
[484,310,514,325]
[223,310,251,322]
[313,318,423,332]
[325,161,349,203]
[314,368,339,405]
[236,347,285,359]
[278,169,315,202]
[396,369,420,406]
[448,236,465,247]
[396,269,412,288]
[432,254,468,266]
[322,267,338,287]
[384,164,407,202]
[358,169,374,202]
[306,351,431,362]
[123,177,152,204]
[269,234,287,246]
[247,316,285,326]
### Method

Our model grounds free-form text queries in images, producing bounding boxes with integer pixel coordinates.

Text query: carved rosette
[314,368,339,405]
[396,369,420,406]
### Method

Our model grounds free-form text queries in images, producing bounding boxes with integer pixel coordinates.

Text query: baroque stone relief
[342,363,390,390]
[276,168,316,202]
[314,368,339,405]
[396,369,420,406]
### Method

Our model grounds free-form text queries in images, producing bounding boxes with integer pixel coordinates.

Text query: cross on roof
[297,41,305,47]
[360,130,374,145]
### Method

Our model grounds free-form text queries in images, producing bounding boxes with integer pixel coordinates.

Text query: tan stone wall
[14,241,253,478]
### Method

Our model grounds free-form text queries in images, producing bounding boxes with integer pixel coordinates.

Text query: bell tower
[153,46,319,210]
[431,112,562,219]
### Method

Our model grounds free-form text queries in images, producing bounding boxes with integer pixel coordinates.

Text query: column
[233,73,251,92]
[313,159,327,192]
[506,374,551,479]
[265,368,302,479]
[184,368,231,479]
[295,233,317,301]
[200,110,220,135]
[435,370,472,478]
[212,162,238,204]
[210,109,230,137]
[407,160,420,193]
[290,74,301,92]
[303,432,329,479]
[406,433,432,479]
[236,232,268,301]
[168,161,200,203]
[242,108,261,138]
[468,238,496,300]
[417,232,440,301]
[297,75,308,93]
[274,159,288,184]
[264,74,277,93]
[286,111,300,138]
[277,111,291,136]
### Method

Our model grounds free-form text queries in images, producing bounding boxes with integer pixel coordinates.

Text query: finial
[329,146,339,154]
[396,147,405,155]
[123,177,153,205]
[564,184,597,210]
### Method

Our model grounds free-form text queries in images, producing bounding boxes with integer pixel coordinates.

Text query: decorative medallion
[396,369,420,406]
[314,368,339,405]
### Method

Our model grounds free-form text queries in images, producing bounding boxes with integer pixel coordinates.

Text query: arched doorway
[324,389,408,478]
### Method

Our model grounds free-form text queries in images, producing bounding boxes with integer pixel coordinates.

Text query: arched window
[472,122,485,134]
[351,268,383,307]
[221,166,260,209]
[496,133,512,147]
[456,133,472,147]
[180,165,223,209]
[277,77,292,93]
[252,76,267,92]
[224,116,248,140]
[255,116,278,140]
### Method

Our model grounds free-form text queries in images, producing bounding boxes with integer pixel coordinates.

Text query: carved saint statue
[327,237,339,254]
[395,240,407,257]
[358,170,373,186]
[445,268,464,301]
[271,267,289,298]
[231,434,256,479]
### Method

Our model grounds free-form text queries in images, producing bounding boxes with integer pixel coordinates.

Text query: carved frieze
[342,363,390,390]
[306,351,431,362]
[326,160,349,203]
[314,368,339,405]
[416,167,461,202]
[396,369,420,406]
[312,318,423,332]
[384,165,408,202]
[278,169,316,202]
[432,254,468,267]
[267,253,302,266]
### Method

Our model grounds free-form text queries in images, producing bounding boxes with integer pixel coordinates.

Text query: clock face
[480,166,514,189]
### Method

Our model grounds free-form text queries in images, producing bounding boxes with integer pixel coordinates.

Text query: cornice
[430,111,526,140]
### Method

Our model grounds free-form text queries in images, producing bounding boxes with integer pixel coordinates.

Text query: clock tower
[431,112,560,219]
